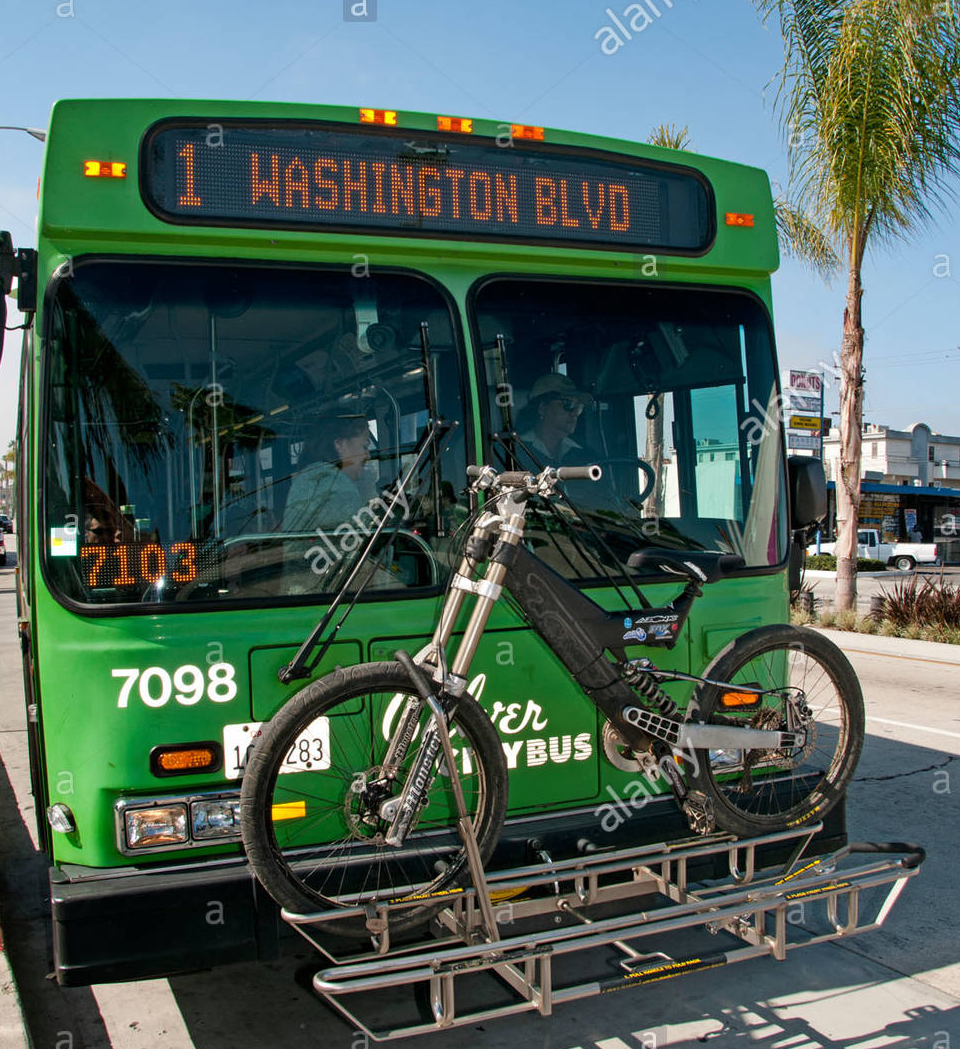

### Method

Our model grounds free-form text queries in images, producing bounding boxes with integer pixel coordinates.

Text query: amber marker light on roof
[83,161,127,178]
[511,124,545,141]
[725,212,755,227]
[437,116,473,133]
[359,108,397,126]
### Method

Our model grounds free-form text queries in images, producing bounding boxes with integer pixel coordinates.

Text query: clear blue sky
[2,0,958,453]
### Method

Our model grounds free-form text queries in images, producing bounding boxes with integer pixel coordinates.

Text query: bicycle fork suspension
[380,512,525,848]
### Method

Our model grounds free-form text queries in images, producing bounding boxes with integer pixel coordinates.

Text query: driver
[512,372,623,520]
[517,373,596,466]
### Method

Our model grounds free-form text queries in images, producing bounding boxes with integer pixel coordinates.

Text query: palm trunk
[644,396,664,514]
[835,259,865,612]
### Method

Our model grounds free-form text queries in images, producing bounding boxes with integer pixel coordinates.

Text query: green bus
[2,98,822,985]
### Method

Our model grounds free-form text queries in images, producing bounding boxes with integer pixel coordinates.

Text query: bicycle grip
[556,465,603,481]
[465,465,484,478]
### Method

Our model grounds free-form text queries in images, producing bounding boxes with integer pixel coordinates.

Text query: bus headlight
[124,805,188,849]
[191,799,241,839]
[46,803,76,833]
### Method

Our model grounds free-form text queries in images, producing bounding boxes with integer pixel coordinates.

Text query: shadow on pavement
[0,751,113,1049]
[165,733,958,1049]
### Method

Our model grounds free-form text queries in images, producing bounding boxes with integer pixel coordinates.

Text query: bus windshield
[42,260,467,608]
[475,278,787,578]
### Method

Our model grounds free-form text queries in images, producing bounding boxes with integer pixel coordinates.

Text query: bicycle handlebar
[557,465,603,481]
[466,464,602,487]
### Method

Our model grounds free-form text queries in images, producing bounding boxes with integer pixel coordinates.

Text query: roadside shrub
[805,554,888,572]
[819,609,837,628]
[855,615,878,635]
[873,578,960,630]
[835,609,858,631]
[879,619,899,637]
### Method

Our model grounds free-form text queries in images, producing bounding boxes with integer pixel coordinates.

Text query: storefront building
[819,422,960,562]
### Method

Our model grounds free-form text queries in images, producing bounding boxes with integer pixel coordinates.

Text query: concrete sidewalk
[0,918,30,1049]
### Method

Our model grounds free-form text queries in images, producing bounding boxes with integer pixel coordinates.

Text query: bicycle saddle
[627,548,745,584]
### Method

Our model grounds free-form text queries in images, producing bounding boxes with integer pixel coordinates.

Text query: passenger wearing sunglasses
[517,373,596,465]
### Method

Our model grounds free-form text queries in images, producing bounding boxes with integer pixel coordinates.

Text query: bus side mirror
[0,232,13,362]
[788,455,827,530]
[0,233,37,365]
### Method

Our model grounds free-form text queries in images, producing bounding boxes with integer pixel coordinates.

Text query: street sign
[787,370,823,393]
[787,433,820,450]
[785,394,820,412]
[789,414,822,432]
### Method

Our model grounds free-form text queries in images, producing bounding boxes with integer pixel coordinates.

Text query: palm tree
[757,0,960,610]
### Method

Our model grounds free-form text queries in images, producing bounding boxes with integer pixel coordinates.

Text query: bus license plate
[223,718,330,779]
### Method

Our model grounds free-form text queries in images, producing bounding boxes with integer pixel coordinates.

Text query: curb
[0,920,30,1049]
[804,569,912,579]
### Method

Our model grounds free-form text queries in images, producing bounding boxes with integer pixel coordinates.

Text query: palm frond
[756,0,960,253]
[646,123,693,151]
[773,197,841,279]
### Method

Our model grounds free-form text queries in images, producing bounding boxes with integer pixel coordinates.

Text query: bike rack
[281,825,924,1041]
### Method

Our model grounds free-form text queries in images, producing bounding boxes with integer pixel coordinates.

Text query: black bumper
[51,795,846,986]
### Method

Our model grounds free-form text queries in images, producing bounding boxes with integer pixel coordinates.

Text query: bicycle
[240,463,864,936]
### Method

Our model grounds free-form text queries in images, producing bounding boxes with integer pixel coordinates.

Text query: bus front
[7,99,808,985]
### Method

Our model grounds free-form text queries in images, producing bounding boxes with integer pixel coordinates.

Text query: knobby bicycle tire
[240,661,507,938]
[687,624,864,838]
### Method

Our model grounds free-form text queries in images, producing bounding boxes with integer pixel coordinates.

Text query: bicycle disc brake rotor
[746,692,815,770]
[342,769,393,841]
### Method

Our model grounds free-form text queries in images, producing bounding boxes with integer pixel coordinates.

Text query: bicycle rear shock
[623,658,678,717]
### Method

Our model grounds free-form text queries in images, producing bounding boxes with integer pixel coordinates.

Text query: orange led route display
[143,123,712,252]
[80,541,198,590]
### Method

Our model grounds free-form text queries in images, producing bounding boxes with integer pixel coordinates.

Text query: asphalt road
[1,538,959,1048]
[804,563,960,615]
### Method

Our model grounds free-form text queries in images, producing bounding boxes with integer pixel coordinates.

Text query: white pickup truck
[809,528,939,571]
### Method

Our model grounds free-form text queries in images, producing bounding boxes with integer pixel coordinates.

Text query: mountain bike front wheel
[240,661,507,938]
[687,624,864,838]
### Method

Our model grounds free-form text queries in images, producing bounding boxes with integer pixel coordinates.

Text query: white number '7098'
[112,663,238,708]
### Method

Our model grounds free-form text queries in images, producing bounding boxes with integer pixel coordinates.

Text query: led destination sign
[143,122,713,252]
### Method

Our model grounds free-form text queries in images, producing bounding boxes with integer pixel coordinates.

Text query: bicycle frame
[381,467,808,846]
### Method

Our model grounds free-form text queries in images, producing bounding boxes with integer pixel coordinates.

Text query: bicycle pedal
[682,791,716,836]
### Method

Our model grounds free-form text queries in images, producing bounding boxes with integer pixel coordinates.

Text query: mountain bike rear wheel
[687,624,864,838]
[240,661,507,937]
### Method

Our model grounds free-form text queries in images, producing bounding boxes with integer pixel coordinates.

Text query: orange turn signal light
[511,124,545,141]
[151,743,221,777]
[83,160,127,178]
[437,115,473,134]
[359,108,397,126]
[725,212,754,227]
[719,690,763,709]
